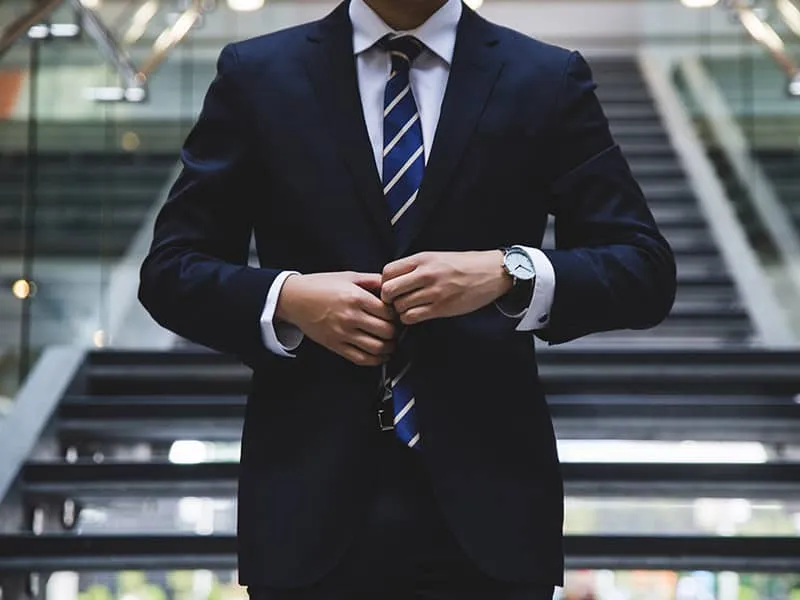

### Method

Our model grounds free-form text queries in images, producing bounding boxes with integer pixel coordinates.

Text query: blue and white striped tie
[382,36,424,450]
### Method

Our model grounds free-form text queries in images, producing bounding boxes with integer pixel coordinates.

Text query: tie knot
[381,35,424,70]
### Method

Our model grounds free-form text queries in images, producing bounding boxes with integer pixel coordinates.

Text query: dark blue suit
[139,1,676,591]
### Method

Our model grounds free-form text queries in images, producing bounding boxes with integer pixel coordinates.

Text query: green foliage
[78,584,113,600]
[118,571,147,591]
[167,571,194,592]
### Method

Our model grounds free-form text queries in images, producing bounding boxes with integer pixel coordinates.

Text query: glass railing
[657,0,800,336]
[33,570,800,600]
[0,0,217,401]
[0,0,336,401]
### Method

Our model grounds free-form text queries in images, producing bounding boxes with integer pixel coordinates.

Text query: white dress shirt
[260,0,556,356]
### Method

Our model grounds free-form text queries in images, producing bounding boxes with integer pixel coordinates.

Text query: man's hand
[276,272,396,366]
[381,251,513,325]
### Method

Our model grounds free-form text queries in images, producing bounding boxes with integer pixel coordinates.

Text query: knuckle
[341,310,356,327]
[346,289,363,306]
[419,269,435,286]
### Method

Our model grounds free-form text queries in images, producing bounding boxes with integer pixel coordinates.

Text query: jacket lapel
[304,2,395,255]
[397,8,504,257]
[304,3,505,259]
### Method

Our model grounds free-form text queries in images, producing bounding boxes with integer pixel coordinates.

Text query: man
[139,0,676,597]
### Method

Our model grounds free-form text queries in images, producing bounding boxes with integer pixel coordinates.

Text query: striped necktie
[381,35,424,450]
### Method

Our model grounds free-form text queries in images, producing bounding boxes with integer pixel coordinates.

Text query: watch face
[506,249,535,281]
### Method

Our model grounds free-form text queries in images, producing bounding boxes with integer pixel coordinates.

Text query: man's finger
[341,344,383,367]
[381,270,426,304]
[350,272,383,292]
[358,291,396,321]
[357,314,396,341]
[348,332,392,358]
[382,253,423,283]
[393,288,434,314]
[400,305,433,325]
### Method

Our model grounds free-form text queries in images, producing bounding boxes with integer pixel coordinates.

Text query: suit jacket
[139,1,676,588]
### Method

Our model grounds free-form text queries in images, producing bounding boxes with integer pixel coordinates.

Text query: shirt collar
[350,0,462,65]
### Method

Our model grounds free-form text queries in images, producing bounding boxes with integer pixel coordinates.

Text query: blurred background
[1,0,800,598]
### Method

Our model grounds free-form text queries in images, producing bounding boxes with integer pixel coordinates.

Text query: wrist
[491,250,514,299]
[275,273,302,325]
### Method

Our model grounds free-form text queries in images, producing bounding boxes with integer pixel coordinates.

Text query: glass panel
[565,497,799,536]
[37,570,800,599]
[28,0,179,360]
[74,497,237,535]
[46,570,247,599]
[559,571,800,600]
[0,0,225,397]
[64,495,799,537]
[0,0,36,402]
[73,439,781,465]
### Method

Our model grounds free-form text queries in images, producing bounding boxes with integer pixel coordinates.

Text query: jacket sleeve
[539,51,677,344]
[138,43,280,364]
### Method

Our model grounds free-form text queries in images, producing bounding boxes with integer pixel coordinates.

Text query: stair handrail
[677,56,800,314]
[0,347,84,504]
[638,51,798,346]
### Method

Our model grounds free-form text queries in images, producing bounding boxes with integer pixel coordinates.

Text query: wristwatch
[501,246,536,286]
[497,246,536,317]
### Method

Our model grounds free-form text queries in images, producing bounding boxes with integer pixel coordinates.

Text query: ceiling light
[226,0,264,11]
[124,0,159,45]
[740,10,785,52]
[789,73,800,96]
[27,24,49,39]
[777,0,800,36]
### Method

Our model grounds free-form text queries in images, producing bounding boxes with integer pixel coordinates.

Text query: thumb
[349,271,383,292]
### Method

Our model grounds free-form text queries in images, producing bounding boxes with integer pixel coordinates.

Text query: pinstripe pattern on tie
[381,36,424,450]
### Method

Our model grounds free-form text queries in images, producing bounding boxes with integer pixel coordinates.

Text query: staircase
[1,346,799,591]
[574,59,754,346]
[1,59,798,597]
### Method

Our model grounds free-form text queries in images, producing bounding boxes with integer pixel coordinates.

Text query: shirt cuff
[260,270,304,357]
[514,247,556,332]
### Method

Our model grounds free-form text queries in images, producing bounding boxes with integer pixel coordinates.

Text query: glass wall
[0,0,214,400]
[0,0,339,400]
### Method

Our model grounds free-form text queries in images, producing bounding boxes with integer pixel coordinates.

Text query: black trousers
[248,433,555,600]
